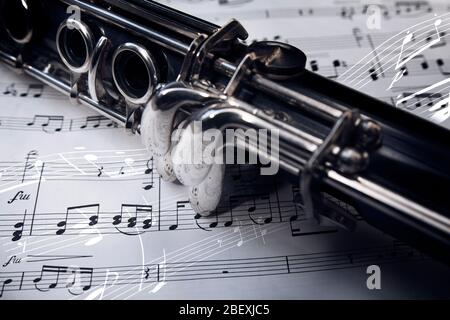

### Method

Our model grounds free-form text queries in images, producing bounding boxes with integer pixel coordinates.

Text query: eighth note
[56,204,100,235]
[20,84,44,98]
[113,204,153,234]
[27,115,64,132]
[80,115,106,129]
[171,201,188,230]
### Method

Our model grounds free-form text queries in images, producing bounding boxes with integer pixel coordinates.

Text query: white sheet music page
[1,0,449,299]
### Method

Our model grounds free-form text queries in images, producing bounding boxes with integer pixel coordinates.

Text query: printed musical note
[223,204,234,227]
[20,84,44,98]
[396,18,442,72]
[369,62,381,81]
[113,204,153,234]
[33,265,67,291]
[329,59,348,79]
[171,201,188,230]
[80,115,105,129]
[428,93,450,123]
[0,114,121,132]
[27,115,64,132]
[436,58,450,75]
[412,54,429,70]
[388,27,421,89]
[56,204,100,235]
[394,1,432,16]
[32,265,93,294]
[230,194,273,225]
[142,158,154,190]
[21,150,38,183]
[396,76,450,107]
[11,210,27,242]
[310,60,319,72]
[65,267,94,294]
[209,212,219,228]
[425,30,446,48]
[0,279,13,298]
[194,209,221,231]
[398,92,443,110]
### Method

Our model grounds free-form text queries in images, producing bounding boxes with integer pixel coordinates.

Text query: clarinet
[0,0,449,262]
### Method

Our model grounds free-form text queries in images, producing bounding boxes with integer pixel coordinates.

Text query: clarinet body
[0,0,449,262]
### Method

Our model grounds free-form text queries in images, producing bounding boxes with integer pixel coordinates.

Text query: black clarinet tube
[294,70,450,262]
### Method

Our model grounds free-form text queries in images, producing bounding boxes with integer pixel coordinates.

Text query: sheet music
[1,0,449,299]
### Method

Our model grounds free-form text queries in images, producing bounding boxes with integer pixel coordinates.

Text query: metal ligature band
[0,0,449,261]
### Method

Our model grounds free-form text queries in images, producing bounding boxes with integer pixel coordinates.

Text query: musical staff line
[0,115,119,133]
[196,1,439,23]
[0,150,154,194]
[0,199,306,240]
[0,244,426,298]
[341,12,450,87]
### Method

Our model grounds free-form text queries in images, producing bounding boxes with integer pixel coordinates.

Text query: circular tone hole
[1,0,33,43]
[58,26,88,69]
[113,49,151,100]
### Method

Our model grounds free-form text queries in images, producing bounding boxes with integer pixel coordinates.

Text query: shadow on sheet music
[204,163,352,238]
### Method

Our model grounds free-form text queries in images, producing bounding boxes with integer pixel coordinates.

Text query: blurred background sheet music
[0,0,449,299]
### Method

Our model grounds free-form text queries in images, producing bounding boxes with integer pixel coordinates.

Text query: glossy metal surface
[88,36,111,102]
[56,18,94,73]
[112,42,159,105]
[61,0,191,54]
